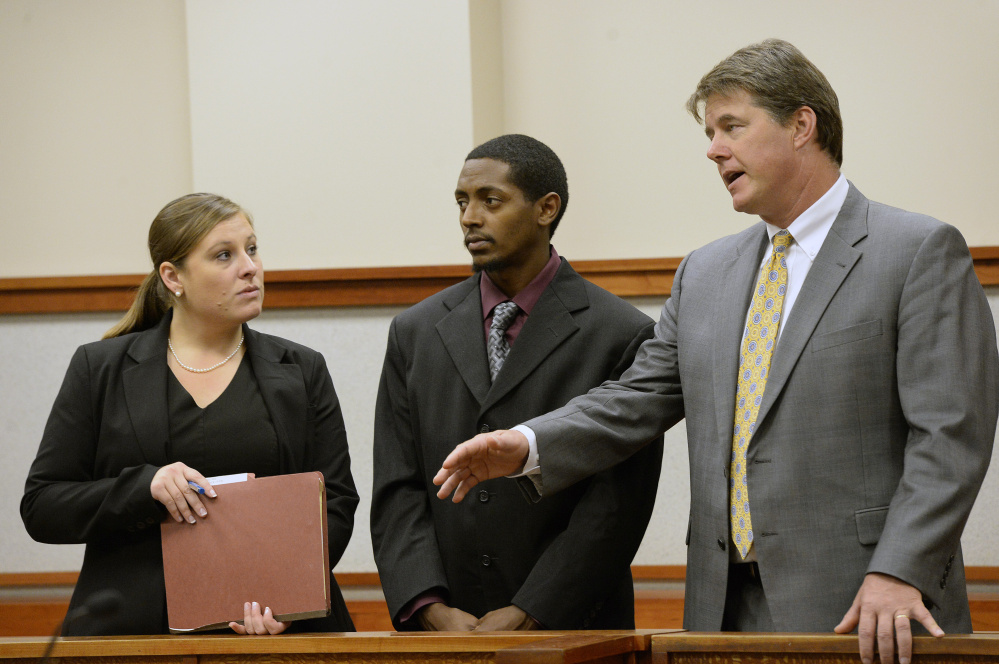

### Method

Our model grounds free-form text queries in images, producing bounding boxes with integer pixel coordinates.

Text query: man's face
[703,90,800,226]
[455,158,547,273]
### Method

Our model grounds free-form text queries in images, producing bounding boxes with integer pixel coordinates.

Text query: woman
[21,193,358,635]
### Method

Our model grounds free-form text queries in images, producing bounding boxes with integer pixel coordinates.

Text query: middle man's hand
[417,603,478,631]
[474,605,539,631]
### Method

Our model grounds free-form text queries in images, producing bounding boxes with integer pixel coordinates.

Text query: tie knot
[773,230,792,253]
[490,301,520,332]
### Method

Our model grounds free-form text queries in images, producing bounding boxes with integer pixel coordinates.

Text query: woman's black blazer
[21,313,358,635]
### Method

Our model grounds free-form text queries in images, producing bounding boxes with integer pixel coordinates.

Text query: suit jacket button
[717,538,726,550]
[480,424,491,433]
[481,555,492,567]
[478,490,490,503]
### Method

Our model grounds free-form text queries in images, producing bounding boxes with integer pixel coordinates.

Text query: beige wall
[1,1,996,278]
[184,0,475,271]
[498,0,999,259]
[0,0,193,278]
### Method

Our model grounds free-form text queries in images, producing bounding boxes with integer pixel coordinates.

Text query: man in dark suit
[435,41,998,663]
[370,134,663,631]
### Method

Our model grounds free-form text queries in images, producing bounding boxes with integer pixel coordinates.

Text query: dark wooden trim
[0,259,679,315]
[4,249,993,315]
[972,246,999,287]
[632,566,687,581]
[0,572,79,587]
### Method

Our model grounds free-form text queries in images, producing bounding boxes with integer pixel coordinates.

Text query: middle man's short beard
[473,258,511,274]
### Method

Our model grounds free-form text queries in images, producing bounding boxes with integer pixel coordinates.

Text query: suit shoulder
[691,222,763,257]
[577,278,654,328]
[248,329,324,366]
[390,276,478,329]
[866,199,951,235]
[73,330,141,368]
[862,200,972,264]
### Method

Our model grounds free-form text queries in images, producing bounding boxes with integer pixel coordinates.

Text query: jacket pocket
[855,506,889,545]
[812,319,883,353]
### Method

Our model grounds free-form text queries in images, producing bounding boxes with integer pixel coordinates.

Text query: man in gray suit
[435,41,998,664]
[371,134,663,631]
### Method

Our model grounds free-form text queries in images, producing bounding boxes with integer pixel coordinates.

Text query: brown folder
[160,471,330,633]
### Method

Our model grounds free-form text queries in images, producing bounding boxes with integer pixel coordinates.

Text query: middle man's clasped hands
[417,603,539,631]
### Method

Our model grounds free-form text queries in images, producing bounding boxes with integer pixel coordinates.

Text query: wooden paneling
[0,631,659,664]
[2,249,995,315]
[651,632,999,663]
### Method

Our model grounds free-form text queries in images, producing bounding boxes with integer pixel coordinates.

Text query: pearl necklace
[168,334,244,373]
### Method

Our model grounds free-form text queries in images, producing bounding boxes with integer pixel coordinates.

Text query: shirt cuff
[397,589,447,626]
[507,425,542,495]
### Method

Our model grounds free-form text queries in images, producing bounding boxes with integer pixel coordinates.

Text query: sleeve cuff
[508,424,542,496]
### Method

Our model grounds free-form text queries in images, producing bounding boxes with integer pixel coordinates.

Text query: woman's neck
[168,309,244,352]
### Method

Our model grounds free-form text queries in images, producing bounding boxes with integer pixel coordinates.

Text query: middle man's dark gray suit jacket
[371,258,664,629]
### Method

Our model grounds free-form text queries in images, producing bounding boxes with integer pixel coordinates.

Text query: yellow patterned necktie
[731,229,792,559]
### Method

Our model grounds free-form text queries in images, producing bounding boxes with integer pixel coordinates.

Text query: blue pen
[188,481,206,495]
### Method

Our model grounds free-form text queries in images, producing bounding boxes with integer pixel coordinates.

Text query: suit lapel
[437,277,492,407]
[713,226,771,450]
[123,316,172,465]
[246,327,307,471]
[480,261,584,413]
[754,184,868,429]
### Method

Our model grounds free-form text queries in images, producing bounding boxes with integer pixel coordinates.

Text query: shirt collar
[480,246,561,319]
[764,174,848,260]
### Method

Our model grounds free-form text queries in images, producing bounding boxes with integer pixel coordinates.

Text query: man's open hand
[433,429,530,502]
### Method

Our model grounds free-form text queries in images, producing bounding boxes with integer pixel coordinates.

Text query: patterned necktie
[487,301,520,381]
[731,230,792,559]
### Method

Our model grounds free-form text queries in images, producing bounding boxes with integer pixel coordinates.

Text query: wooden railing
[0,631,665,664]
[1,631,997,664]
[652,632,999,663]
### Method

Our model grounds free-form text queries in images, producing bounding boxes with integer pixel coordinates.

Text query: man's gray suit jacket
[371,258,664,629]
[526,184,999,632]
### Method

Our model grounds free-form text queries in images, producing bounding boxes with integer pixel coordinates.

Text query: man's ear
[536,192,561,230]
[791,105,819,151]
[159,261,182,297]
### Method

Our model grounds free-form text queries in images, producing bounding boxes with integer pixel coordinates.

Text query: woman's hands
[150,462,216,523]
[229,602,290,635]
